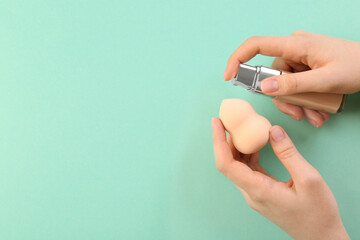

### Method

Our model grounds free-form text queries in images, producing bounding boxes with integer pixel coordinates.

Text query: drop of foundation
[219,99,272,154]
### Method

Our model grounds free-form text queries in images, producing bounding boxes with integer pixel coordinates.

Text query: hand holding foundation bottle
[213,31,359,239]
[224,30,360,128]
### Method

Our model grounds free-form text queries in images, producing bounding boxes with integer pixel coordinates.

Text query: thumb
[261,68,331,96]
[269,126,314,181]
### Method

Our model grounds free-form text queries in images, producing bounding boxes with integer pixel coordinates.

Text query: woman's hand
[211,118,349,240]
[224,31,360,127]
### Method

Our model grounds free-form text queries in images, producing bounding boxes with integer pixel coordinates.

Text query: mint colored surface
[0,1,359,239]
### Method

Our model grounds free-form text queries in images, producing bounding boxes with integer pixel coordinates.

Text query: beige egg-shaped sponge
[219,99,271,154]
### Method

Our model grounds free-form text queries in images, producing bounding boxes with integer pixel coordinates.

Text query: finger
[285,61,311,72]
[271,57,312,74]
[246,152,259,171]
[249,152,260,164]
[248,154,275,179]
[318,111,329,122]
[239,152,251,163]
[261,68,331,95]
[227,134,239,159]
[224,36,304,80]
[212,118,265,192]
[269,125,314,182]
[271,57,293,72]
[212,118,234,166]
[272,99,304,121]
[303,108,325,128]
[248,153,269,175]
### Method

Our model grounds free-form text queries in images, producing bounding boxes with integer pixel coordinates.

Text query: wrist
[297,223,350,240]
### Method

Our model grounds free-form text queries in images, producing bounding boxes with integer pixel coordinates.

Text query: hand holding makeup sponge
[219,99,272,154]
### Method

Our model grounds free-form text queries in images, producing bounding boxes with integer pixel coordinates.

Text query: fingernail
[309,119,320,128]
[290,114,301,121]
[271,126,285,142]
[261,78,279,92]
[289,115,298,121]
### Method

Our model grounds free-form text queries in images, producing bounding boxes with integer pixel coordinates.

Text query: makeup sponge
[219,99,271,154]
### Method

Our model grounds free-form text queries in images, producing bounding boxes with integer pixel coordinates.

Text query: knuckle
[300,172,323,188]
[244,36,260,45]
[228,53,237,64]
[289,31,311,59]
[291,30,306,36]
[250,189,266,204]
[276,144,297,159]
[280,74,299,93]
[299,38,312,54]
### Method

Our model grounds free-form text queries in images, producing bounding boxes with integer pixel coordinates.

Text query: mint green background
[1,1,359,239]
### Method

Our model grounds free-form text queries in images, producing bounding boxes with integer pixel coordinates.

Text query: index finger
[212,118,268,192]
[223,36,303,80]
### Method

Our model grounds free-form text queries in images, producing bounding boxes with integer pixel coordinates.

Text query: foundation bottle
[232,64,347,113]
